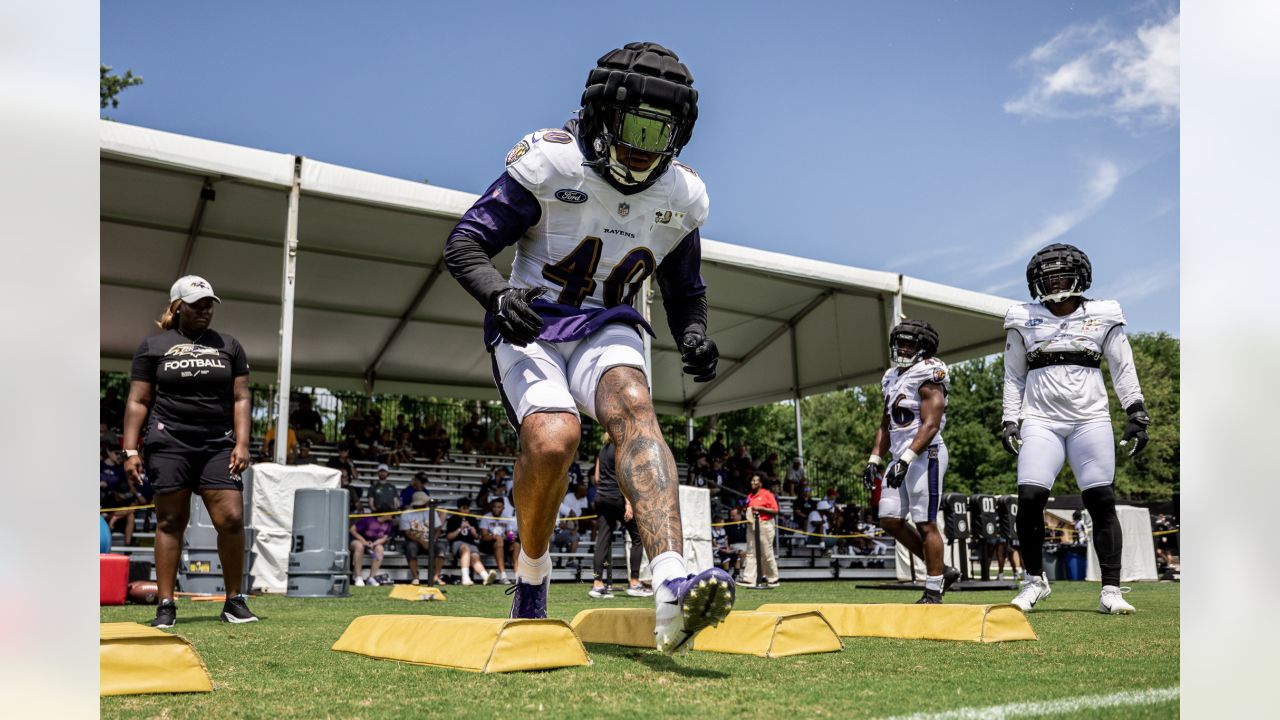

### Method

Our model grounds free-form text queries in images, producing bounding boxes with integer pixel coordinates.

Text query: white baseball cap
[170,275,221,304]
[816,500,832,511]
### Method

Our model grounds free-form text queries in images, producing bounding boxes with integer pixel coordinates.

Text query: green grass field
[101,581,1178,719]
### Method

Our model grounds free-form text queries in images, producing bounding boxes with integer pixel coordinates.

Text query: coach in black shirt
[122,276,258,628]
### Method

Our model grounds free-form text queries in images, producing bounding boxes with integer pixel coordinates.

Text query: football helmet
[579,42,698,192]
[1026,243,1092,303]
[888,319,939,368]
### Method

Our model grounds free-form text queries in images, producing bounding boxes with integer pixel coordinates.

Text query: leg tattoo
[596,367,683,559]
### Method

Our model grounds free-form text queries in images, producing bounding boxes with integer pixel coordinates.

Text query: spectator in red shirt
[743,472,780,588]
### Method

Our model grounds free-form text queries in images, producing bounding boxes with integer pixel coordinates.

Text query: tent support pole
[690,289,832,405]
[790,325,804,462]
[176,178,215,278]
[272,157,302,465]
[364,263,446,389]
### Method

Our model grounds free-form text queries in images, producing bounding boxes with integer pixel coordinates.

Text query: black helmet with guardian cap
[889,319,940,368]
[579,42,698,192]
[1027,243,1092,303]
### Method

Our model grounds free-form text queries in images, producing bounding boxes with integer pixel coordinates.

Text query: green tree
[101,65,143,112]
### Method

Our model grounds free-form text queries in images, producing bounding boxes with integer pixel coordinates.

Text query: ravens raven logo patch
[505,140,530,166]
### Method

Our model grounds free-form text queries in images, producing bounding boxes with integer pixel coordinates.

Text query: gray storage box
[289,488,349,555]
[288,549,350,574]
[286,573,350,598]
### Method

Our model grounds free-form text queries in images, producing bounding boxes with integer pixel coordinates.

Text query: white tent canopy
[101,121,1018,425]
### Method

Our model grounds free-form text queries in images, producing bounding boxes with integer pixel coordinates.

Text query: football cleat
[626,585,653,598]
[221,595,259,624]
[1098,586,1136,615]
[507,578,549,619]
[1010,573,1052,612]
[150,598,177,629]
[916,588,943,604]
[653,568,736,654]
[942,566,961,593]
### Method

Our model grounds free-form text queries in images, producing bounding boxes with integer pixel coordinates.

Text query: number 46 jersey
[880,358,950,457]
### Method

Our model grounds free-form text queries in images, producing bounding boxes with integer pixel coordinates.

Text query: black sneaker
[221,595,260,624]
[151,598,177,629]
[943,566,961,593]
[916,588,943,604]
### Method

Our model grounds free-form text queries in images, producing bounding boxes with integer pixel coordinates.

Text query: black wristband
[1125,401,1147,416]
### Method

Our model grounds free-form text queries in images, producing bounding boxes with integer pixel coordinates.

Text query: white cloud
[1098,263,1178,305]
[975,159,1122,275]
[1004,12,1179,126]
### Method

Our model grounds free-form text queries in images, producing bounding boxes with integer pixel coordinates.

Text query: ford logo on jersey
[1024,318,1044,327]
[554,189,588,204]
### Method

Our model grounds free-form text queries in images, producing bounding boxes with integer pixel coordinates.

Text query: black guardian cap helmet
[889,319,940,368]
[1027,243,1092,303]
[579,42,698,192]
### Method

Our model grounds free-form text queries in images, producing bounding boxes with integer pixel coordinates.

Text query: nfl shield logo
[617,202,630,217]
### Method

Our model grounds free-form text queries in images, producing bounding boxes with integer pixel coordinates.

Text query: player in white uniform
[1001,244,1150,615]
[443,42,734,653]
[862,320,960,603]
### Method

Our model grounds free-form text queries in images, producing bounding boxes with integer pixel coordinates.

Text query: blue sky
[101,1,1179,333]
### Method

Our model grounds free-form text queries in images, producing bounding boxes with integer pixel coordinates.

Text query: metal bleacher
[108,440,897,585]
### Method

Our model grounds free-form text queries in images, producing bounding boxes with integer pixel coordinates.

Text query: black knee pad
[1082,484,1117,515]
[1017,485,1050,513]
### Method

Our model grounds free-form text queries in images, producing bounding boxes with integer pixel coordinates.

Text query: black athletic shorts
[147,448,243,495]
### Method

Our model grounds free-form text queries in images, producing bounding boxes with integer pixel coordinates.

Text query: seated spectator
[341,410,366,440]
[685,433,706,466]
[707,457,727,497]
[399,491,447,585]
[263,422,298,464]
[783,457,807,496]
[290,441,316,466]
[793,487,817,529]
[292,395,325,446]
[492,466,513,497]
[400,472,428,510]
[101,449,144,546]
[433,427,451,460]
[708,433,727,462]
[481,428,505,456]
[393,431,415,465]
[351,423,379,461]
[809,500,836,552]
[100,422,120,454]
[461,413,486,451]
[100,387,124,431]
[713,514,744,577]
[552,505,581,561]
[373,429,399,466]
[444,498,495,585]
[562,481,592,537]
[687,452,710,487]
[760,452,780,481]
[393,413,410,438]
[479,496,520,584]
[327,444,362,511]
[368,464,400,514]
[350,505,393,586]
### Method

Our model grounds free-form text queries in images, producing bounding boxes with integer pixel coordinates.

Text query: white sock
[462,567,471,581]
[649,551,687,591]
[517,550,551,585]
[924,574,944,592]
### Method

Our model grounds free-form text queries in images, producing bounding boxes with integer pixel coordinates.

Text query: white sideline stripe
[878,687,1178,720]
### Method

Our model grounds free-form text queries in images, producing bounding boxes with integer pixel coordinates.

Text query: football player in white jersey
[862,320,960,603]
[443,42,733,653]
[1001,244,1150,615]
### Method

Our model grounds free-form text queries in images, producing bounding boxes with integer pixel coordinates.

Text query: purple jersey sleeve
[449,173,542,256]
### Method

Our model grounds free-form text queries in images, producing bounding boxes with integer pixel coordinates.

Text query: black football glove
[862,461,882,491]
[492,287,546,346]
[1000,421,1022,456]
[1120,402,1151,457]
[680,332,719,382]
[884,458,910,489]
